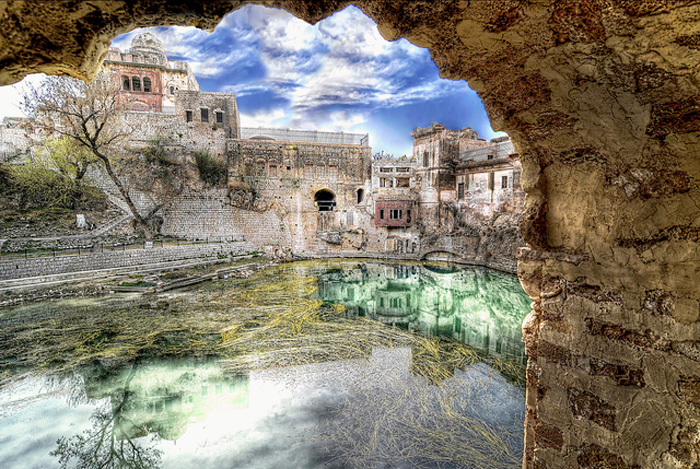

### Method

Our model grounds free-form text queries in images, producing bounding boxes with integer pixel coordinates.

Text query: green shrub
[10,162,105,210]
[143,136,171,165]
[194,149,227,186]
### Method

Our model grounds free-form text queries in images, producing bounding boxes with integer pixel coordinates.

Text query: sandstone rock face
[1,1,699,467]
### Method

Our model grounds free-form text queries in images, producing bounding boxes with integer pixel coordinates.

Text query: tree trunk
[97,154,153,240]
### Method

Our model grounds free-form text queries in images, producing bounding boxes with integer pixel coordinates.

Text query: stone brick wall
[161,188,292,246]
[0,241,253,281]
[175,90,240,139]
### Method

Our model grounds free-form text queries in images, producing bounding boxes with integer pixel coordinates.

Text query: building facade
[0,33,523,270]
[103,32,200,112]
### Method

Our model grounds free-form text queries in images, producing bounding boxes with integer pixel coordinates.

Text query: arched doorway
[314,189,336,212]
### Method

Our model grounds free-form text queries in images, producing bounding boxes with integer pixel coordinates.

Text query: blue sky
[0,5,504,156]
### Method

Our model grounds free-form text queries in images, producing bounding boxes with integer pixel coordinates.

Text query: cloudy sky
[0,5,504,156]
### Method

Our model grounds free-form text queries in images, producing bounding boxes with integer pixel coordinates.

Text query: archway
[1,3,699,468]
[314,189,336,212]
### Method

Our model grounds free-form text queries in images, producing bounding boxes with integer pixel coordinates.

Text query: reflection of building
[316,262,529,364]
[84,360,249,441]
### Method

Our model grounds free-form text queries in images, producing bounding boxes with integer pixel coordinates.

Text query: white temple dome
[129,32,166,57]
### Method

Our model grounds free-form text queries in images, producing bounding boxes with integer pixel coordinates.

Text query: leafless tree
[21,73,158,239]
[51,364,163,469]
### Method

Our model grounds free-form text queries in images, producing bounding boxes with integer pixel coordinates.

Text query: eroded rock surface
[1,1,699,467]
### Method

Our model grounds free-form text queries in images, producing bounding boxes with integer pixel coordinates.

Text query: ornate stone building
[103,32,200,112]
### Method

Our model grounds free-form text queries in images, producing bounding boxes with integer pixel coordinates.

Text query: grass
[118,280,154,287]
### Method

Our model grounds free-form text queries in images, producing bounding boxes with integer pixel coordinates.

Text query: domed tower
[128,32,167,64]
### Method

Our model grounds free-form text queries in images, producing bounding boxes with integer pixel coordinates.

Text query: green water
[0,260,531,468]
[313,261,530,365]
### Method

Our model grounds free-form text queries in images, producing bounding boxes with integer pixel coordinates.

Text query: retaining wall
[0,242,254,281]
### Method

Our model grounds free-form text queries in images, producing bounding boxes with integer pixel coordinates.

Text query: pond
[0,260,531,468]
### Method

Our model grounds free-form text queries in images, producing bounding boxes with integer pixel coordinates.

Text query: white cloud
[0,74,46,120]
[240,108,290,128]
[0,5,489,155]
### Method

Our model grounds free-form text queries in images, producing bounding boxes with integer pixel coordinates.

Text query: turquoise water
[0,261,531,468]
[314,261,530,364]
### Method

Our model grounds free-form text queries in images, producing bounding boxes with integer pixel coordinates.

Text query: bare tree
[21,73,157,239]
[51,364,163,469]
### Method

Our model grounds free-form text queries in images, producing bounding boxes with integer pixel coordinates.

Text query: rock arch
[1,2,699,467]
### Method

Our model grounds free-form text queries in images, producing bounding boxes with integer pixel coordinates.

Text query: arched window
[314,189,336,212]
[132,76,141,92]
[357,188,364,204]
[121,76,130,91]
[143,77,151,93]
[169,85,175,95]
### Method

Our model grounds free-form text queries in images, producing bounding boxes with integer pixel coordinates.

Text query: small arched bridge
[419,249,464,261]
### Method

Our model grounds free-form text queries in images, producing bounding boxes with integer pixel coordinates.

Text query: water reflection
[51,360,248,468]
[0,260,531,468]
[315,262,530,364]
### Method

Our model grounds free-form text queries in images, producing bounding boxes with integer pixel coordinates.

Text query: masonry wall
[161,188,292,246]
[227,138,372,254]
[0,241,252,281]
[175,90,240,139]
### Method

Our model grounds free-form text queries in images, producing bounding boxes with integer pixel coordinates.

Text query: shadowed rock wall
[1,1,699,467]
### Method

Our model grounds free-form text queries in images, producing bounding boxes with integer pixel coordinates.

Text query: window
[396,178,410,188]
[487,153,494,160]
[169,85,175,95]
[488,172,495,191]
[216,111,224,123]
[201,108,209,122]
[380,167,393,172]
[185,110,193,122]
[269,165,278,177]
[502,175,508,189]
[396,167,409,173]
[390,209,403,220]
[423,151,429,167]
[357,188,364,204]
[143,77,151,93]
[121,76,130,91]
[380,177,393,188]
[458,182,465,199]
[379,209,385,220]
[407,210,412,223]
[131,76,141,92]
